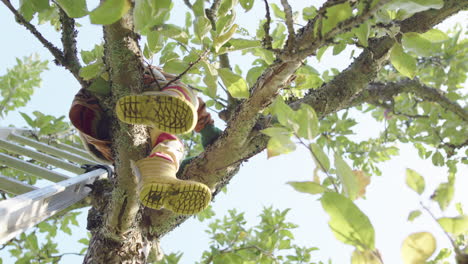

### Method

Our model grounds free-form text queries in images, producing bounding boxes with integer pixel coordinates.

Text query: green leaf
[87,77,110,96]
[89,0,130,25]
[431,151,444,166]
[218,38,261,54]
[133,0,172,34]
[79,62,104,80]
[158,24,189,45]
[163,59,190,75]
[401,232,436,264]
[55,0,88,18]
[295,104,319,140]
[239,0,254,12]
[194,16,212,39]
[303,6,317,20]
[385,0,443,14]
[288,181,326,195]
[20,112,35,127]
[214,24,238,52]
[407,210,422,222]
[270,3,285,19]
[316,46,328,61]
[321,192,375,250]
[310,143,330,172]
[437,216,468,236]
[431,181,454,211]
[322,3,352,35]
[218,68,249,98]
[420,29,449,43]
[335,153,359,201]
[402,32,433,57]
[405,168,425,195]
[353,22,369,47]
[390,43,416,79]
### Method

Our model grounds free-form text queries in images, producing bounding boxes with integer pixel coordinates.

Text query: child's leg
[136,128,211,215]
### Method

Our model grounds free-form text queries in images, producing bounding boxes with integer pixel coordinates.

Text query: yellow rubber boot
[136,130,211,215]
[116,71,199,134]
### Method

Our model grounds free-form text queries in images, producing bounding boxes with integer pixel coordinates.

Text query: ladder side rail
[9,133,98,165]
[0,174,38,195]
[0,169,108,245]
[0,153,69,182]
[0,139,84,174]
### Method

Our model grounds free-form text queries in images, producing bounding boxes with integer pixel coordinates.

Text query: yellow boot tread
[116,94,197,134]
[140,180,211,215]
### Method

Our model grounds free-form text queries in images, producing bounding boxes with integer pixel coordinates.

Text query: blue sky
[0,1,467,263]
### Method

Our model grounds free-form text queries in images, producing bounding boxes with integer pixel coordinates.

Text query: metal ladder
[0,127,110,245]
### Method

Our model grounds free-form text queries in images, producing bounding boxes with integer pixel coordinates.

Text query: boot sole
[116,94,196,134]
[139,181,211,215]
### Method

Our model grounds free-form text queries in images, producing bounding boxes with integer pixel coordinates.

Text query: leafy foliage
[0,55,48,118]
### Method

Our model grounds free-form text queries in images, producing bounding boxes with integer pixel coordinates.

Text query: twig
[280,0,296,52]
[262,0,273,50]
[161,50,208,89]
[1,0,65,64]
[420,202,460,254]
[183,0,192,9]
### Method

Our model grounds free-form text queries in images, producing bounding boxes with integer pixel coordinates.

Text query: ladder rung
[0,139,84,174]
[9,133,98,165]
[0,174,38,195]
[0,169,108,245]
[48,141,95,160]
[0,153,69,182]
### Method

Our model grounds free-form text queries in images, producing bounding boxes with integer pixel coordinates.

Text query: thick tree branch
[350,80,468,122]
[146,0,466,241]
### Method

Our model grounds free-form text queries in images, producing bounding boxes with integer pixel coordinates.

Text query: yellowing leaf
[437,216,468,235]
[401,232,436,264]
[266,135,296,158]
[287,181,326,195]
[219,68,249,99]
[352,249,382,264]
[405,168,425,195]
[390,43,416,79]
[89,0,131,25]
[335,154,359,201]
[354,170,370,199]
[321,192,375,250]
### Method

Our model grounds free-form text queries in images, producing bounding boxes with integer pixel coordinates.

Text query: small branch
[262,0,273,50]
[58,6,86,86]
[183,0,192,9]
[1,0,65,65]
[280,0,295,52]
[350,80,468,122]
[161,50,207,89]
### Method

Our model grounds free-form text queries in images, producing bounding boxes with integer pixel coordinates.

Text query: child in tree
[69,66,221,215]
